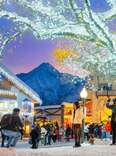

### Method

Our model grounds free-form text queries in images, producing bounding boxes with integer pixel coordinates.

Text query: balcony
[96,90,116,96]
[0,89,17,98]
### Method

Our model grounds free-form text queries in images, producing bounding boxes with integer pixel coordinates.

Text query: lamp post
[80,87,88,143]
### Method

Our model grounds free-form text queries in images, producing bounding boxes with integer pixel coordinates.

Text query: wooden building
[0,63,42,134]
[34,101,93,127]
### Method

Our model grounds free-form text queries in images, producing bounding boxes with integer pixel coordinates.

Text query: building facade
[0,64,42,135]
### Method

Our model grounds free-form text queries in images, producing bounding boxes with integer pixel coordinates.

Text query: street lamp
[80,87,88,143]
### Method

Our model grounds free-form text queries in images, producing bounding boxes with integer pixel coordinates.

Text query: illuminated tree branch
[0,0,115,77]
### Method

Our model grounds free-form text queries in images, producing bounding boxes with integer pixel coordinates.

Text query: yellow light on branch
[53,48,74,63]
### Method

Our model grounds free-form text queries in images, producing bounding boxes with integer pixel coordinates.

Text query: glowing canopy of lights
[0,0,116,77]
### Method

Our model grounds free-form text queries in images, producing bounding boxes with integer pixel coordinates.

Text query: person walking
[88,123,95,144]
[41,125,47,145]
[105,119,111,140]
[72,101,83,147]
[84,123,89,141]
[65,125,71,142]
[30,124,41,149]
[59,126,64,142]
[101,123,106,140]
[35,124,41,147]
[106,98,116,145]
[1,108,23,148]
[0,117,9,147]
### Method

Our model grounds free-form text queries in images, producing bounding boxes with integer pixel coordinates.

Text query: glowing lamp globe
[80,87,88,99]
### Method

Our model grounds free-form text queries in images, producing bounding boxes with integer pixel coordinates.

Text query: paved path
[0,139,116,156]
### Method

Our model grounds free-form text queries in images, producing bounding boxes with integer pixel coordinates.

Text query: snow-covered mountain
[17,63,85,105]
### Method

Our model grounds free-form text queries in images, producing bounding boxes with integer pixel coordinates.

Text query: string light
[0,89,17,96]
[0,0,115,78]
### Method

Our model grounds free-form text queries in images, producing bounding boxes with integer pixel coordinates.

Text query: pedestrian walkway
[0,145,116,156]
[0,139,116,156]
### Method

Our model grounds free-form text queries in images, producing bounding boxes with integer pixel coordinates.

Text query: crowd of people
[29,119,113,148]
[84,121,111,143]
[30,122,62,148]
[0,97,116,148]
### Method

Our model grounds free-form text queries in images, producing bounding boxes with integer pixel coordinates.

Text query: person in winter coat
[41,125,47,145]
[101,123,106,140]
[88,123,95,144]
[65,125,71,142]
[105,119,111,139]
[1,108,23,147]
[72,101,83,147]
[30,125,41,149]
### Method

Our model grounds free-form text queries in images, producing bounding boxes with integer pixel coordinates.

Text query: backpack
[0,114,12,129]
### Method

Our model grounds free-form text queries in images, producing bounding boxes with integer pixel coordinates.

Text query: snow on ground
[0,145,116,156]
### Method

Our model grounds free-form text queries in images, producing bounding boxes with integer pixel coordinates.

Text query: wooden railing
[96,90,116,96]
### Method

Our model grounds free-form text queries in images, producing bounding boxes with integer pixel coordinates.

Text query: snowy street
[0,139,116,156]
